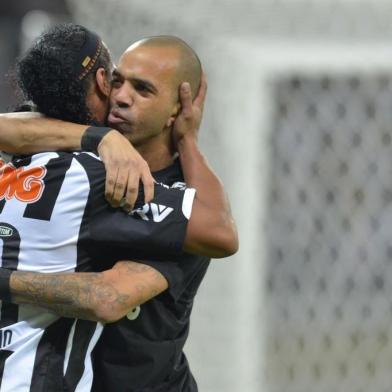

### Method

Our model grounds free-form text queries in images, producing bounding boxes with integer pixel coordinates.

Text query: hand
[172,72,207,148]
[97,130,154,211]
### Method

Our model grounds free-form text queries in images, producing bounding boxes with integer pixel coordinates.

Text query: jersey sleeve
[77,153,195,257]
[130,254,210,301]
[87,185,195,256]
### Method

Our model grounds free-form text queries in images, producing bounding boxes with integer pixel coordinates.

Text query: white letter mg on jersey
[133,203,174,222]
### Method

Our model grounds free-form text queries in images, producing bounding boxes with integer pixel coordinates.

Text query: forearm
[178,136,225,206]
[0,113,86,153]
[8,261,167,323]
[10,270,120,322]
[178,136,238,257]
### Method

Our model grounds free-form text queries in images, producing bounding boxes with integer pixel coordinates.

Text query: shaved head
[109,35,202,148]
[127,35,202,99]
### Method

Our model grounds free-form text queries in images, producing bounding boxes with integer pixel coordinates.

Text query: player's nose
[112,84,133,108]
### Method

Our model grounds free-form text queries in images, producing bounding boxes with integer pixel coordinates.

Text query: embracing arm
[9,261,168,323]
[0,112,84,153]
[175,79,238,258]
[0,113,154,208]
[181,138,238,258]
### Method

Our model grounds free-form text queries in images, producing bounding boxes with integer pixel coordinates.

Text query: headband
[76,30,103,80]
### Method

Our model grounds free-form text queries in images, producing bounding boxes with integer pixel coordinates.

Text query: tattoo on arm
[10,271,129,321]
[9,261,168,322]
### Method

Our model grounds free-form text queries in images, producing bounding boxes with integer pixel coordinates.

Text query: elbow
[185,219,239,258]
[93,303,129,324]
[97,314,123,324]
[224,233,239,257]
[212,225,239,258]
[89,276,137,323]
[194,224,239,259]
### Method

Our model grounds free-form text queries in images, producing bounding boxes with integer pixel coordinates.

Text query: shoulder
[72,152,105,183]
[72,151,103,167]
[12,151,74,168]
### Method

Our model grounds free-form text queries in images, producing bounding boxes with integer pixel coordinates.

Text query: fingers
[98,130,153,211]
[104,164,133,210]
[103,155,133,209]
[104,161,118,206]
[141,167,155,204]
[122,160,155,210]
[194,72,207,110]
[111,168,131,208]
[105,159,154,212]
[179,82,193,118]
[122,171,139,212]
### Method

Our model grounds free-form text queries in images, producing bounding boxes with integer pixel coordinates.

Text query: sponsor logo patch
[0,160,46,203]
[0,226,12,237]
[132,203,174,222]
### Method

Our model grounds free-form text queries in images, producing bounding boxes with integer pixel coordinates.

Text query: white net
[265,74,392,392]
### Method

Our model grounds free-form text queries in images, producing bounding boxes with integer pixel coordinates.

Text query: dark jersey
[92,159,210,392]
[0,152,194,391]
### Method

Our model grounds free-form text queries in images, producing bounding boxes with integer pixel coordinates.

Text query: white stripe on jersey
[0,313,59,392]
[0,153,89,273]
[73,323,103,392]
[182,188,196,219]
[0,152,103,391]
[0,327,46,391]
[63,320,76,374]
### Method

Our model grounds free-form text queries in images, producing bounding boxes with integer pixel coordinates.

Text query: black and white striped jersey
[0,151,195,392]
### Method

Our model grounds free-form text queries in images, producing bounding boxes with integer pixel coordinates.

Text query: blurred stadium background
[3,0,392,391]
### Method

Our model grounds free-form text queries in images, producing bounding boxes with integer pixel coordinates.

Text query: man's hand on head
[172,72,207,149]
[97,130,154,211]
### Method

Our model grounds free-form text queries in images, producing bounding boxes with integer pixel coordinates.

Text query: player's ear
[165,102,181,127]
[95,68,110,97]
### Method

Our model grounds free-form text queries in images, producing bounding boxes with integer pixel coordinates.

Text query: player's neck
[137,131,175,172]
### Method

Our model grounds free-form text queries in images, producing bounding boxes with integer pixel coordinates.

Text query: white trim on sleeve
[182,188,196,219]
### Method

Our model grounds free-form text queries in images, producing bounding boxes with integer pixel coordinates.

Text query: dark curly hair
[16,23,112,124]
